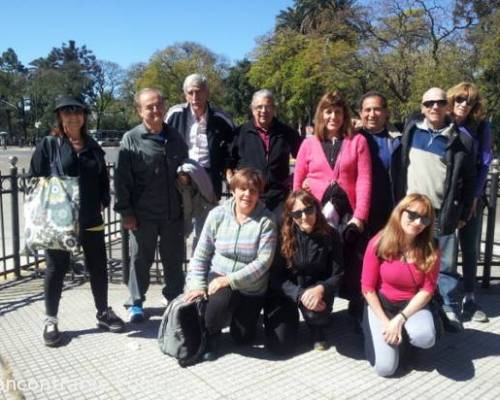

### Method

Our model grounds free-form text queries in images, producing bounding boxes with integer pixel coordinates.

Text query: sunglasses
[422,100,448,108]
[455,96,476,107]
[60,106,84,115]
[290,205,315,219]
[404,209,431,226]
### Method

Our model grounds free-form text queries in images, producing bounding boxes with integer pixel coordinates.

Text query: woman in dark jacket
[30,96,124,347]
[447,82,493,322]
[265,190,343,354]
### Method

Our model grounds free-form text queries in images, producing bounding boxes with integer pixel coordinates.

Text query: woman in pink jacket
[293,91,372,232]
[293,91,372,323]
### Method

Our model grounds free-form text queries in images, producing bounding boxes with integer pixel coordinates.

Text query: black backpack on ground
[158,294,207,367]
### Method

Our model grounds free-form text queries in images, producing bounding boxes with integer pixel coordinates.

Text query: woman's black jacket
[29,135,110,230]
[269,226,344,302]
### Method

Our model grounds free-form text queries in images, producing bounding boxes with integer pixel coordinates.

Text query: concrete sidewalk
[1,277,499,400]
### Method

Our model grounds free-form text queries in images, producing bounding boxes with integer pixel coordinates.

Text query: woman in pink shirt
[361,193,440,377]
[293,91,372,322]
[293,91,371,230]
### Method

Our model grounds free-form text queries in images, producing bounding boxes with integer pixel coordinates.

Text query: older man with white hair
[166,74,235,251]
[394,87,476,331]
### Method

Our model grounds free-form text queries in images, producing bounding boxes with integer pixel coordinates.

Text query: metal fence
[1,157,500,289]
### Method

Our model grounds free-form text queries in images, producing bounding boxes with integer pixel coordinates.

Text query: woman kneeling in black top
[265,190,343,353]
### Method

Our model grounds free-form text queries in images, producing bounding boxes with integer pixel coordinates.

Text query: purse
[23,137,80,255]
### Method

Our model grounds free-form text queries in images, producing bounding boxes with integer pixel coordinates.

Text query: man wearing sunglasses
[394,87,476,331]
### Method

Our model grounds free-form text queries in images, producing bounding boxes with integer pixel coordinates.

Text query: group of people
[30,74,492,377]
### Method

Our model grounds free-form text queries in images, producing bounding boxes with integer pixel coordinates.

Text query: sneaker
[314,340,328,351]
[97,307,125,333]
[128,305,145,323]
[462,300,489,323]
[443,310,463,332]
[43,317,62,347]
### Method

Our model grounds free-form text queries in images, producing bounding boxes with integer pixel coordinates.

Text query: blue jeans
[458,200,483,293]
[437,232,461,314]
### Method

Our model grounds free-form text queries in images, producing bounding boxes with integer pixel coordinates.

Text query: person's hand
[351,117,363,130]
[467,198,479,221]
[122,215,137,231]
[208,276,230,296]
[184,290,206,302]
[300,285,326,311]
[225,169,234,183]
[347,217,364,232]
[301,179,311,193]
[177,172,191,186]
[457,220,467,230]
[382,314,404,346]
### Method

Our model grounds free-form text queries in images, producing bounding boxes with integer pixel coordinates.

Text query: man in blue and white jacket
[394,87,476,331]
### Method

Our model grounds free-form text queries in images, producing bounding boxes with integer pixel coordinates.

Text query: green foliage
[136,42,229,110]
[223,59,255,124]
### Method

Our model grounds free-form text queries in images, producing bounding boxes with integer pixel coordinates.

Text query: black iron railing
[1,157,500,288]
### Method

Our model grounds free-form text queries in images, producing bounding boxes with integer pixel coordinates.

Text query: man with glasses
[394,87,475,331]
[115,88,188,322]
[229,89,302,223]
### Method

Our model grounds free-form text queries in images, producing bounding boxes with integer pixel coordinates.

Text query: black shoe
[43,318,62,347]
[203,334,219,362]
[97,307,125,333]
[462,300,488,323]
[310,326,328,351]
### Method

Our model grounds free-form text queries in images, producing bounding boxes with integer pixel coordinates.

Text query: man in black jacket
[166,74,234,251]
[357,91,402,236]
[115,88,188,322]
[394,87,476,331]
[230,89,302,222]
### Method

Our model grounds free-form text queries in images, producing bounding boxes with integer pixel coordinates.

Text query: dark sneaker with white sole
[43,318,62,347]
[462,300,489,323]
[97,307,125,333]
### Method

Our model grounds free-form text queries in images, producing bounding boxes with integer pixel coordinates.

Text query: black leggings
[204,278,265,344]
[264,292,334,354]
[44,229,108,317]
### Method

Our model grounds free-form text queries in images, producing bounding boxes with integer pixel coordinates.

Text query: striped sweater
[185,198,277,295]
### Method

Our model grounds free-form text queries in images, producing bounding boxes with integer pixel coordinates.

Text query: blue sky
[1,0,293,69]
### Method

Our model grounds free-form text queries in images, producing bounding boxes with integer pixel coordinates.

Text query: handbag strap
[48,136,64,177]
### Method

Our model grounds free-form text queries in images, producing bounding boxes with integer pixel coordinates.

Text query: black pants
[264,291,334,354]
[126,218,185,306]
[45,229,108,317]
[205,279,265,345]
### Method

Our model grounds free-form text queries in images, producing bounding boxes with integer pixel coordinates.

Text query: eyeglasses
[290,205,315,219]
[60,106,84,115]
[455,96,476,107]
[422,100,448,108]
[404,209,431,226]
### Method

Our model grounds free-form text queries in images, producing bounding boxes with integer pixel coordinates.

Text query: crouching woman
[184,168,277,361]
[361,193,439,376]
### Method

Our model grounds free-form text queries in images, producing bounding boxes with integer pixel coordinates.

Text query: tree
[248,31,360,127]
[27,40,101,134]
[222,59,255,124]
[0,48,28,140]
[136,42,229,109]
[92,61,125,130]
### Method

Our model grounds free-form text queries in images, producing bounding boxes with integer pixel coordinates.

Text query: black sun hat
[54,95,88,112]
